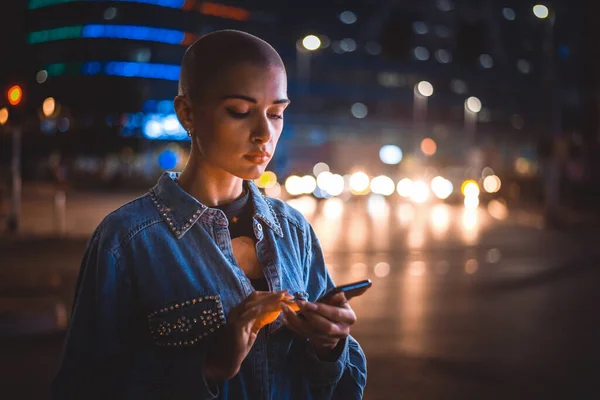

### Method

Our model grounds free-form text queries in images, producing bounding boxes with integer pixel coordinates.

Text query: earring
[186,128,192,137]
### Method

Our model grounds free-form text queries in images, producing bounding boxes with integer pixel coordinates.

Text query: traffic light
[7,85,23,106]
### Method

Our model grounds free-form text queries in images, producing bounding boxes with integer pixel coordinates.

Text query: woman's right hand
[204,290,292,381]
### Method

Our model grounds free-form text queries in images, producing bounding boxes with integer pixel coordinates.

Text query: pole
[8,125,21,233]
[413,88,428,158]
[296,49,311,95]
[542,12,560,223]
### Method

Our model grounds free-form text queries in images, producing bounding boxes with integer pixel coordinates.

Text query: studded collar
[149,172,283,239]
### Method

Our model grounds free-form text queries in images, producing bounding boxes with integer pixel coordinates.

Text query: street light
[465,96,482,113]
[413,81,434,157]
[297,34,322,97]
[302,35,321,51]
[416,81,434,97]
[533,4,549,19]
[43,97,56,117]
[7,85,23,106]
[0,107,8,125]
[464,96,482,142]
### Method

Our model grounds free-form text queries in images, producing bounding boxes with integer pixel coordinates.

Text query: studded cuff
[148,295,226,347]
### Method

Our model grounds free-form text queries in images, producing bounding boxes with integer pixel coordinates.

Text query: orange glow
[8,85,22,106]
[198,2,251,21]
[181,0,196,11]
[420,138,437,156]
[0,108,8,125]
[182,32,199,46]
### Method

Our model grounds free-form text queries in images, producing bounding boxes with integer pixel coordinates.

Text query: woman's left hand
[281,292,356,359]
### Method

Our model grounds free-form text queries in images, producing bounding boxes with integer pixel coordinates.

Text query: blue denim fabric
[52,172,367,399]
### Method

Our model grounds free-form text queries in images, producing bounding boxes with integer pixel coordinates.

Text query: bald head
[178,30,285,100]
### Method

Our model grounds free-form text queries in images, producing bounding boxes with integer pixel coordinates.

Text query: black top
[216,185,269,291]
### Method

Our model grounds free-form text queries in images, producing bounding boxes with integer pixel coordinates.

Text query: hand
[204,290,291,381]
[281,292,356,360]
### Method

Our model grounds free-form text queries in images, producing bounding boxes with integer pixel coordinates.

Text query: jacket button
[256,224,263,231]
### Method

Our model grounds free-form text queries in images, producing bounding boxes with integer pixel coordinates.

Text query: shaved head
[178,30,285,100]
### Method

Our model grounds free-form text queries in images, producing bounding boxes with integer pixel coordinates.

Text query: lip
[244,153,271,165]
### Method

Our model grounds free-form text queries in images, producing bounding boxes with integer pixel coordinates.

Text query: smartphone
[316,279,372,304]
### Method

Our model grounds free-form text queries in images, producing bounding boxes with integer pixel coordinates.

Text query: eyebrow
[221,94,291,105]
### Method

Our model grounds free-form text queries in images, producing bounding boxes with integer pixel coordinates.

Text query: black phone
[316,279,372,304]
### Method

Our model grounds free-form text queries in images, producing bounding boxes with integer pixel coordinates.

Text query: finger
[326,292,348,306]
[281,303,314,338]
[300,310,349,339]
[299,301,356,326]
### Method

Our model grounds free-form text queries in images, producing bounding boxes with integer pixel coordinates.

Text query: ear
[174,95,194,134]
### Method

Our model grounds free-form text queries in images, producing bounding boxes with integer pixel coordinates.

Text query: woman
[52,30,367,399]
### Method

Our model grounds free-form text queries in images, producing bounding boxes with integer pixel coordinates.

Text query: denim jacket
[52,172,367,399]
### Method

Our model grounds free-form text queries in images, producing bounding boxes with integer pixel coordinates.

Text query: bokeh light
[313,162,330,176]
[339,11,357,24]
[397,178,413,198]
[42,97,56,117]
[0,108,8,125]
[350,172,370,195]
[430,176,453,200]
[410,180,430,203]
[487,199,509,220]
[461,180,480,197]
[379,145,403,165]
[285,175,303,196]
[420,138,437,156]
[8,85,23,106]
[533,4,549,19]
[351,102,368,118]
[301,175,317,194]
[36,70,48,83]
[483,175,502,193]
[416,81,434,97]
[374,262,390,278]
[465,259,479,274]
[255,171,278,189]
[465,96,482,113]
[370,175,395,196]
[158,148,179,170]
[322,173,344,196]
[302,35,321,51]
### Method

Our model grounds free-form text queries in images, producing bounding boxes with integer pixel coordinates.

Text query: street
[2,188,600,399]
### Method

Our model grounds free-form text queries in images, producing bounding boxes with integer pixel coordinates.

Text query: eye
[268,113,283,120]
[227,109,250,119]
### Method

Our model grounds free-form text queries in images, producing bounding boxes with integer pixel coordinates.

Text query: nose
[250,114,274,144]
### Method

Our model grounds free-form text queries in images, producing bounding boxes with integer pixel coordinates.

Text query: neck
[177,153,245,207]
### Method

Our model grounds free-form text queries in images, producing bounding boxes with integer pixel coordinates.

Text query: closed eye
[268,113,283,120]
[227,109,250,119]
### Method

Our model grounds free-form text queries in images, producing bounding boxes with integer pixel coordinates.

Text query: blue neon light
[105,62,180,81]
[82,24,185,45]
[142,113,188,140]
[29,0,186,10]
[82,61,102,75]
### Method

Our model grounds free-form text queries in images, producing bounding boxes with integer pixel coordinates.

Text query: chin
[234,165,265,181]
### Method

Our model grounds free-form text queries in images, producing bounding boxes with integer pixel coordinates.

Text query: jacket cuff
[302,337,349,386]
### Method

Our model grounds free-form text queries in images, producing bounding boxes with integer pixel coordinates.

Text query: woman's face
[187,63,289,180]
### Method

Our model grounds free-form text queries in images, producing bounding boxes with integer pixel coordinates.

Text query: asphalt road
[1,190,600,399]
